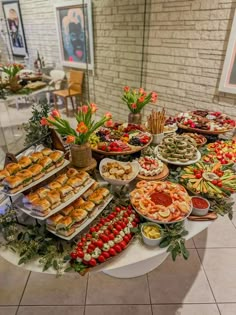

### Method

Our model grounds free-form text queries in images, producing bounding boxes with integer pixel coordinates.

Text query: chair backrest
[50,69,65,81]
[69,70,83,92]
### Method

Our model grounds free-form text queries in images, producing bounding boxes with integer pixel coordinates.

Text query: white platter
[2,159,70,197]
[47,194,113,240]
[163,124,178,134]
[14,178,95,220]
[99,158,140,186]
[154,147,201,166]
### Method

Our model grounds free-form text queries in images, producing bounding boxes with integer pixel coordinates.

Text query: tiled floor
[0,202,236,315]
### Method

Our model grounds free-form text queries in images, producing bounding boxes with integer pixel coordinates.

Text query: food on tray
[137,156,164,176]
[130,181,192,222]
[31,199,51,216]
[29,152,43,163]
[39,156,55,173]
[157,134,198,162]
[88,190,104,204]
[61,205,74,216]
[59,185,74,202]
[182,133,207,147]
[18,156,32,169]
[28,164,43,181]
[81,200,95,212]
[142,225,161,239]
[180,161,236,198]
[91,123,151,153]
[70,204,139,271]
[5,163,21,175]
[46,190,61,209]
[176,111,235,133]
[0,169,9,181]
[22,192,39,205]
[46,213,64,229]
[55,216,75,236]
[41,147,53,156]
[17,169,33,186]
[55,173,68,185]
[70,209,88,224]
[47,181,62,190]
[66,168,78,177]
[49,151,64,168]
[101,160,133,181]
[83,182,99,199]
[37,187,50,199]
[2,175,24,194]
[147,109,166,134]
[202,140,236,164]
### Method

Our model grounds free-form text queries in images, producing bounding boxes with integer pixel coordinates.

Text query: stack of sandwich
[0,148,65,194]
[22,168,91,217]
[46,186,110,236]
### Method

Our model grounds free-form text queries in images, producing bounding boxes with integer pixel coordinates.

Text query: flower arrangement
[122,86,158,114]
[0,63,24,80]
[41,103,112,145]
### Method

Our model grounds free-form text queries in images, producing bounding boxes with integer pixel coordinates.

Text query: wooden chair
[53,70,83,116]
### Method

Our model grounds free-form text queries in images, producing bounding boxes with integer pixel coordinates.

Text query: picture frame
[2,0,28,57]
[219,10,236,93]
[54,0,94,70]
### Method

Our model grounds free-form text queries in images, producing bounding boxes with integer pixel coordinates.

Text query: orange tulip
[51,109,61,118]
[104,119,113,128]
[104,112,112,119]
[40,117,49,126]
[76,122,88,134]
[90,103,98,113]
[66,135,75,144]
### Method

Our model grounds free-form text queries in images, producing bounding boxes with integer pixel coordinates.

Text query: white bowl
[99,158,139,186]
[191,196,210,216]
[141,222,163,247]
[152,133,164,145]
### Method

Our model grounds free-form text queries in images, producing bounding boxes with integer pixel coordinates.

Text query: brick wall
[1,0,236,120]
[143,0,236,119]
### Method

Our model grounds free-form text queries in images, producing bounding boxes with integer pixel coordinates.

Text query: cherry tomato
[113,229,119,236]
[88,244,95,251]
[121,206,126,210]
[195,173,202,179]
[100,234,109,243]
[114,244,122,253]
[132,221,137,227]
[134,217,140,223]
[115,224,122,231]
[70,252,77,259]
[90,227,96,233]
[108,214,115,220]
[99,219,105,225]
[104,229,110,236]
[77,242,83,248]
[123,236,129,243]
[87,248,93,254]
[98,255,106,263]
[123,213,129,218]
[86,233,92,239]
[217,180,222,187]
[103,251,110,259]
[89,258,97,266]
[81,237,86,242]
[123,218,129,224]
[119,241,127,249]
[212,179,218,185]
[127,233,132,240]
[108,234,115,240]
[95,240,103,248]
[109,248,117,256]
[77,250,84,258]
[120,222,126,229]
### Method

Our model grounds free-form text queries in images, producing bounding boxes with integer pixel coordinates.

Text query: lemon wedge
[159,209,170,218]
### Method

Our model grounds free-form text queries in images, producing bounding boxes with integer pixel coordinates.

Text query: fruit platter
[176,110,235,134]
[202,140,236,165]
[89,123,152,155]
[69,204,139,274]
[182,133,207,147]
[155,134,201,165]
[180,161,236,198]
[130,180,192,223]
[164,117,178,134]
[136,156,169,181]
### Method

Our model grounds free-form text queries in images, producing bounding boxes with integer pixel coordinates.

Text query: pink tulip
[40,117,48,126]
[51,109,61,118]
[90,103,98,113]
[131,103,137,109]
[123,86,130,93]
[82,105,89,114]
[104,119,113,127]
[105,112,112,119]
[151,92,158,103]
[138,96,145,103]
[139,88,145,95]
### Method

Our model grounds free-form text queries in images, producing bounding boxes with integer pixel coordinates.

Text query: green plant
[41,104,112,145]
[210,198,234,220]
[23,99,52,147]
[0,63,24,80]
[122,86,158,113]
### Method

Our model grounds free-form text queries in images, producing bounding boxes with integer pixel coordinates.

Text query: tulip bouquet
[41,103,113,145]
[122,86,158,114]
[0,63,24,80]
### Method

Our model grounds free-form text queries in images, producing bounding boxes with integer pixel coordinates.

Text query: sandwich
[60,204,74,216]
[49,151,64,168]
[70,209,88,225]
[28,164,44,181]
[29,152,43,163]
[59,185,74,202]
[5,163,21,175]
[47,181,62,191]
[0,169,10,182]
[56,216,75,236]
[36,187,50,199]
[95,187,109,198]
[72,197,85,208]
[77,171,89,181]
[81,201,95,212]
[18,156,32,169]
[46,213,64,231]
[55,173,68,186]
[2,175,24,194]
[41,147,53,156]
[82,182,99,199]
[31,198,51,216]
[39,157,55,173]
[17,169,33,187]
[22,192,39,206]
[46,190,61,209]
[66,168,78,177]
[88,190,104,205]
[67,177,83,193]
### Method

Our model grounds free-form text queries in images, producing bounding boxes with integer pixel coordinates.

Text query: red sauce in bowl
[192,197,209,209]
[150,192,172,207]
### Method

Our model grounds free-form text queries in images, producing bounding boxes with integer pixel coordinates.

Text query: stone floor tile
[85,305,152,315]
[152,304,220,315]
[17,306,84,315]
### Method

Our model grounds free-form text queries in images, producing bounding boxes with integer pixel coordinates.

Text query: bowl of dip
[141,222,163,246]
[191,196,210,216]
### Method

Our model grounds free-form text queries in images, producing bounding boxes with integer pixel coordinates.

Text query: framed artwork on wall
[54,0,94,70]
[2,0,28,57]
[219,10,236,93]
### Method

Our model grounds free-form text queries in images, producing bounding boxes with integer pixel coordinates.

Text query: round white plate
[154,147,201,166]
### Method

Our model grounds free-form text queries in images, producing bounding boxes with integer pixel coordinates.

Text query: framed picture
[54,0,94,70]
[2,0,27,57]
[219,10,236,93]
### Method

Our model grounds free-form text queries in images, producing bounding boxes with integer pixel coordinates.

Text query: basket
[71,143,92,168]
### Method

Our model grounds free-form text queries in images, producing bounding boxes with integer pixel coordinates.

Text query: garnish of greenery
[159,222,189,261]
[209,198,234,220]
[0,208,72,276]
[23,99,52,147]
[167,167,182,183]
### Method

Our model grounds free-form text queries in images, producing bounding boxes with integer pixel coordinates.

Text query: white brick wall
[0,0,236,121]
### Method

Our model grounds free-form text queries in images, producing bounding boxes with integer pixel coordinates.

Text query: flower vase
[70,143,92,168]
[128,113,142,125]
[8,76,21,92]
